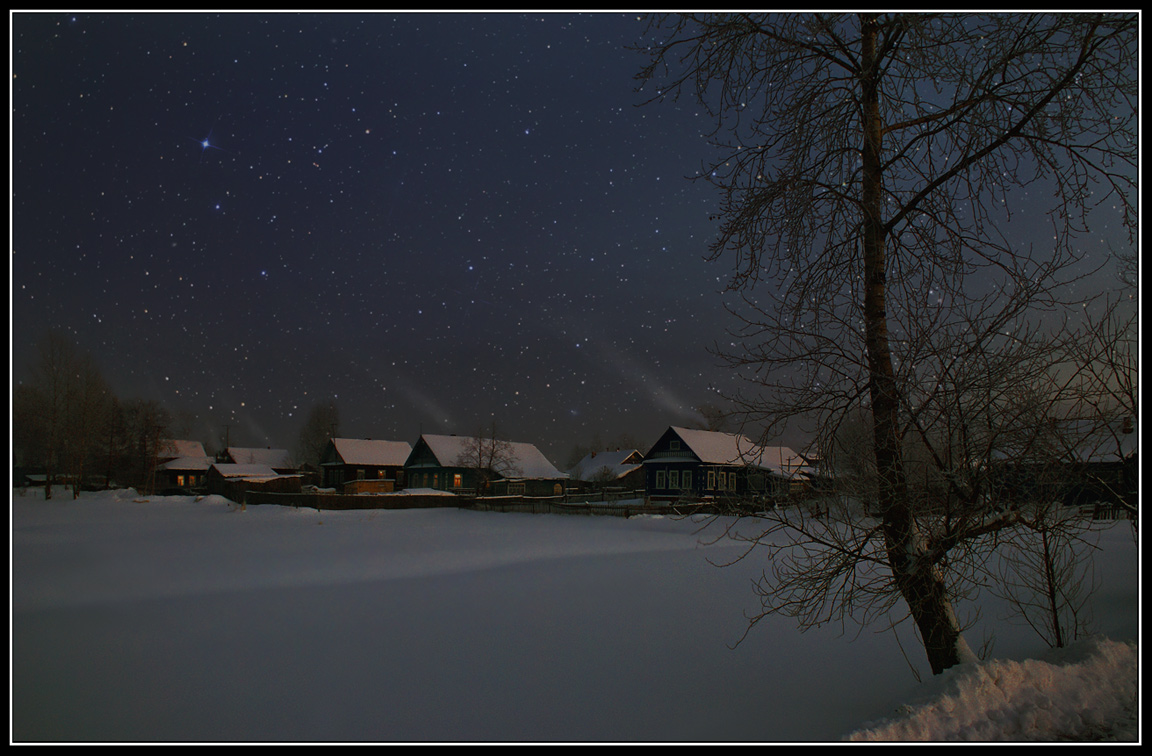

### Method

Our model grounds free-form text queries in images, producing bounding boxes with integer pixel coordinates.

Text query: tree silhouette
[637,12,1136,674]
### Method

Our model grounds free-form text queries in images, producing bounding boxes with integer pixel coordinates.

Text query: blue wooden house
[642,426,808,503]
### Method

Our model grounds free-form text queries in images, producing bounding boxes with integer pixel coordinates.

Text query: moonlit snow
[11,488,1140,743]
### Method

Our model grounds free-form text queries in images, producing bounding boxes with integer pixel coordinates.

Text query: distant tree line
[13,331,185,498]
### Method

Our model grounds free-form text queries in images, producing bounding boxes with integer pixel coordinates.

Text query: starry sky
[12,11,737,462]
[11,12,1137,467]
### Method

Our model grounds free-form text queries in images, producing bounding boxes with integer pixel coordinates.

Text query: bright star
[186,122,236,162]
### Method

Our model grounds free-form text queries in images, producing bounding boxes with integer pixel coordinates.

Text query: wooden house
[154,439,213,494]
[404,434,568,496]
[642,426,807,504]
[155,456,213,495]
[319,438,413,490]
[567,449,646,492]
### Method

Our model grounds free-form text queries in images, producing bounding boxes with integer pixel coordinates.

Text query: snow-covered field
[11,488,1140,743]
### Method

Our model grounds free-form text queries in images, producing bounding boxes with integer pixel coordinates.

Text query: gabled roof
[225,447,293,469]
[413,434,567,479]
[327,438,412,467]
[653,427,806,477]
[160,456,213,472]
[569,449,644,482]
[159,439,207,460]
[209,463,279,479]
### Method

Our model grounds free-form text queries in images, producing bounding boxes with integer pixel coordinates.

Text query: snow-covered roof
[416,434,567,479]
[226,447,293,469]
[327,438,413,467]
[568,449,644,482]
[159,439,207,460]
[160,456,214,472]
[661,427,806,477]
[209,463,279,479]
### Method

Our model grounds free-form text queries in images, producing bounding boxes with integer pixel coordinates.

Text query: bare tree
[16,332,116,498]
[454,423,521,496]
[991,503,1101,650]
[22,331,78,499]
[637,13,1137,674]
[295,400,341,471]
[693,402,733,432]
[116,399,174,495]
[62,353,116,498]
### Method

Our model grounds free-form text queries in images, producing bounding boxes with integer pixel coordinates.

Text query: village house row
[150,426,819,505]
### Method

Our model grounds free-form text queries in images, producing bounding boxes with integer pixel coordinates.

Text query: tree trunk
[859,14,966,675]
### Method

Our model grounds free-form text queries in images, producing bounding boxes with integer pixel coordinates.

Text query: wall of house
[405,466,477,493]
[644,463,787,502]
[322,464,404,489]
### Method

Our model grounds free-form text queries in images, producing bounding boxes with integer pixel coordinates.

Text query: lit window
[453,473,463,488]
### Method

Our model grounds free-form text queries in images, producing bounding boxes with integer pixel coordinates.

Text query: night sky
[12,12,736,462]
[10,12,1136,466]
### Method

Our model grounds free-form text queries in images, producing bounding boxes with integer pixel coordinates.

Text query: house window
[433,473,439,489]
[176,475,185,487]
[670,440,680,451]
[669,470,679,489]
[682,471,692,490]
[453,473,463,488]
[707,470,715,490]
[656,470,666,489]
[509,482,525,495]
[719,471,728,490]
[356,468,365,481]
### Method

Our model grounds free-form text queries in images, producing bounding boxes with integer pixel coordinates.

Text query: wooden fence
[244,490,467,511]
[241,488,697,518]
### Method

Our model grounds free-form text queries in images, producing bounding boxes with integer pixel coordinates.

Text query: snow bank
[844,637,1139,742]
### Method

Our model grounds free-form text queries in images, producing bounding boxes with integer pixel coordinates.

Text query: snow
[159,439,208,459]
[568,449,643,482]
[11,487,1140,743]
[328,438,412,467]
[667,426,806,476]
[207,463,280,479]
[224,447,294,469]
[417,434,566,479]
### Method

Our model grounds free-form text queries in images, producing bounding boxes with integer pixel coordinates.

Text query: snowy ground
[10,488,1141,743]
